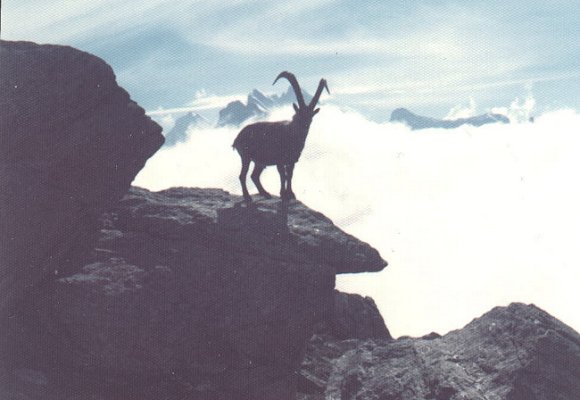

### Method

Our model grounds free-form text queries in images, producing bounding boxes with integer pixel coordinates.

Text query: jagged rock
[298,291,391,399]
[391,107,510,130]
[163,112,209,146]
[320,303,580,400]
[0,40,163,378]
[21,187,386,400]
[316,291,391,340]
[217,99,267,127]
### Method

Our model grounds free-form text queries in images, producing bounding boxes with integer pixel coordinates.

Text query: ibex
[233,71,329,202]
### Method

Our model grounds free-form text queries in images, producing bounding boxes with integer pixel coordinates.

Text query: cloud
[2,0,172,43]
[146,93,246,117]
[187,93,247,111]
[444,97,478,120]
[491,95,537,123]
[5,0,578,121]
[135,103,580,337]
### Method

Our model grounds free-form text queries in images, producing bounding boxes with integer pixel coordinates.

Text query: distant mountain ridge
[217,87,312,127]
[164,112,209,146]
[162,87,313,147]
[391,107,510,130]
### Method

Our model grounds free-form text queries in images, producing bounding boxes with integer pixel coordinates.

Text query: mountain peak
[391,107,509,130]
[163,112,209,146]
[217,86,313,127]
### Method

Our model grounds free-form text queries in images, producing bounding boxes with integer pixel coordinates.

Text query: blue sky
[3,0,580,121]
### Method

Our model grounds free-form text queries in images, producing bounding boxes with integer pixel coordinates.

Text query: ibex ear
[313,108,320,115]
[293,103,299,112]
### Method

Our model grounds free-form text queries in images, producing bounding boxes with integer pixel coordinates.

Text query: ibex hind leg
[239,156,252,202]
[277,164,288,200]
[278,164,296,201]
[251,163,271,199]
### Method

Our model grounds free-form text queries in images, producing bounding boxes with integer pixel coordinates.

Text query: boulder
[22,187,386,400]
[0,40,163,376]
[320,303,580,399]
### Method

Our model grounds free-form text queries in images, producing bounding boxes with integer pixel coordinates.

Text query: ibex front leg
[251,163,272,199]
[239,156,252,202]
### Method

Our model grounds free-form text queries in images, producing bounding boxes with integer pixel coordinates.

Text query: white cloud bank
[135,104,580,337]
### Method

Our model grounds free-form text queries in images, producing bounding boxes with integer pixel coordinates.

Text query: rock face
[299,303,580,400]
[391,107,510,130]
[21,187,386,400]
[298,291,392,398]
[0,40,163,374]
[316,291,391,340]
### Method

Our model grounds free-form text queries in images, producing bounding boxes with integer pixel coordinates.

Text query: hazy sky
[2,0,580,120]
[2,1,580,336]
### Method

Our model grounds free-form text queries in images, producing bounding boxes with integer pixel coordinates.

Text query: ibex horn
[309,79,330,110]
[273,71,306,108]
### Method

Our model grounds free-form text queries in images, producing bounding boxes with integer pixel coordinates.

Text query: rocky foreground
[1,40,579,400]
[299,303,580,399]
[14,187,386,400]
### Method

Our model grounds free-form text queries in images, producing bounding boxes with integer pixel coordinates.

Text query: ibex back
[232,71,329,202]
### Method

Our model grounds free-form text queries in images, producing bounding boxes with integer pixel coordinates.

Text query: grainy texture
[19,187,385,400]
[298,303,580,400]
[0,40,163,380]
[314,291,391,340]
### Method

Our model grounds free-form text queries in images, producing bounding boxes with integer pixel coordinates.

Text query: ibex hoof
[260,192,272,199]
[281,191,296,201]
[243,194,253,203]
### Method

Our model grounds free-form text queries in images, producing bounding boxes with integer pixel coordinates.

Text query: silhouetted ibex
[233,71,329,202]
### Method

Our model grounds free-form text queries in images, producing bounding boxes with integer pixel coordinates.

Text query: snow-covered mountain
[217,87,312,127]
[391,108,510,130]
[164,112,210,146]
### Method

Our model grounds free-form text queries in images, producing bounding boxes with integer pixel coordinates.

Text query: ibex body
[233,71,329,201]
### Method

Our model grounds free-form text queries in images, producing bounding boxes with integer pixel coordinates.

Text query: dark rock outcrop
[18,187,386,400]
[391,107,510,130]
[0,40,163,376]
[315,291,391,340]
[163,111,209,146]
[299,303,580,399]
[298,291,392,399]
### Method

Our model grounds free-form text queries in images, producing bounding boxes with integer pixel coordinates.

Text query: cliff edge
[15,187,387,400]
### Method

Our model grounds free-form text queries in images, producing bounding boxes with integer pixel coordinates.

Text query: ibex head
[273,71,330,130]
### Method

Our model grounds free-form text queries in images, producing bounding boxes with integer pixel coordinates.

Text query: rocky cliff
[0,40,163,380]
[298,303,580,400]
[11,187,386,400]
